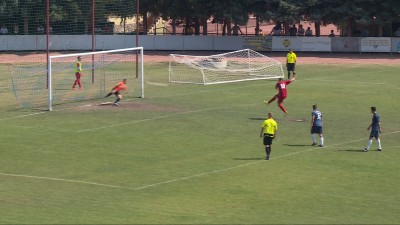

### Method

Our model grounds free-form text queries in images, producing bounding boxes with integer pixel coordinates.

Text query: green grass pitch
[1,62,400,224]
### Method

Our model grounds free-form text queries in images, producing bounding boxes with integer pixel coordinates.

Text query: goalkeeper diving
[104,79,127,106]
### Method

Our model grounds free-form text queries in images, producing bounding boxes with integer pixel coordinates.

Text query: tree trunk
[346,17,352,37]
[172,18,176,35]
[315,21,321,37]
[143,13,148,35]
[222,19,227,36]
[378,25,383,37]
[23,17,29,34]
[123,18,126,33]
[255,16,260,36]
[185,17,190,35]
[202,18,207,35]
[194,17,200,35]
[83,19,88,34]
[227,20,232,36]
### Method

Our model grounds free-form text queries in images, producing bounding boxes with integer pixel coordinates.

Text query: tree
[109,0,137,33]
[209,0,249,35]
[139,0,160,34]
[303,0,400,37]
[0,0,20,33]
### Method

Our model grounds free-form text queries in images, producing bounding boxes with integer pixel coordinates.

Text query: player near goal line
[104,79,127,106]
[72,56,82,90]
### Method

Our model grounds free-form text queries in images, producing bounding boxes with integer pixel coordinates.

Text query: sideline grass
[1,63,400,224]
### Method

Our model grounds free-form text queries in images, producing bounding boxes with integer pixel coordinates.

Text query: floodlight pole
[46,0,50,89]
[136,0,140,78]
[92,0,95,83]
[48,57,52,111]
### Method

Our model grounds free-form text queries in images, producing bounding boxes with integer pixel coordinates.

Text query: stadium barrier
[0,35,399,53]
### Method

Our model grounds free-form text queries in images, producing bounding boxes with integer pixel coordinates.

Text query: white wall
[0,35,399,52]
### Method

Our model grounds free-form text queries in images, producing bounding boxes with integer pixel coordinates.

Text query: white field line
[0,173,136,191]
[0,104,93,121]
[1,130,399,191]
[0,111,46,121]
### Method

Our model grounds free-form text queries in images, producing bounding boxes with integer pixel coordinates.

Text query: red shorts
[75,72,81,79]
[277,94,286,103]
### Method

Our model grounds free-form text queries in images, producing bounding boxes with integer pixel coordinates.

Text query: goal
[11,47,144,111]
[169,49,283,85]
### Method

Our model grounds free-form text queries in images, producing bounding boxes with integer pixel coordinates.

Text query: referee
[286,48,297,79]
[260,112,278,160]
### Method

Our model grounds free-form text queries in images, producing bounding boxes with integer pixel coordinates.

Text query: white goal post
[48,47,144,111]
[169,49,284,85]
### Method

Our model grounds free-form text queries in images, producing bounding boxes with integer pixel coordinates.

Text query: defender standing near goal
[265,76,296,114]
[105,79,127,106]
[72,56,82,90]
[286,49,296,79]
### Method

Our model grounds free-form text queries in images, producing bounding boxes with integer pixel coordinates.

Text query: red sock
[278,103,287,113]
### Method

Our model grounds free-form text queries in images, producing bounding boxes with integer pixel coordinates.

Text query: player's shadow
[234,157,265,160]
[283,144,312,147]
[337,149,366,153]
[248,118,265,121]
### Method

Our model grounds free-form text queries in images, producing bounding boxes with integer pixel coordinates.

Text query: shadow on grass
[283,144,312,147]
[234,157,265,160]
[337,149,367,153]
[248,118,265,121]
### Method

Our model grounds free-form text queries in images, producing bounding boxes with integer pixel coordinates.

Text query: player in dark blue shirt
[363,106,382,152]
[311,105,324,147]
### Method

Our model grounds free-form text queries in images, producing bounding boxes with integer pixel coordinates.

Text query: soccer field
[1,61,400,224]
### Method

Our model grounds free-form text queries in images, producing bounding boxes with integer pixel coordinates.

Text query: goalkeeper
[104,79,127,106]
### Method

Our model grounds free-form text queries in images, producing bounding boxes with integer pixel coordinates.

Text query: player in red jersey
[264,75,296,113]
[104,79,127,106]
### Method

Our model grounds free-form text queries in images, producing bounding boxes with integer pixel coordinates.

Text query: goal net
[169,49,283,85]
[11,47,144,111]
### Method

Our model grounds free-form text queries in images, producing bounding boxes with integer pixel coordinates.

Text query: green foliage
[0,0,399,35]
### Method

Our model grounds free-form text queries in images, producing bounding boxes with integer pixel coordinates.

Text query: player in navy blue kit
[311,105,324,147]
[363,106,382,152]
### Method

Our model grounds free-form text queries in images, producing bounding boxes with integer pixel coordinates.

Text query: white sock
[320,137,324,146]
[377,139,381,149]
[311,134,316,144]
[366,139,373,150]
